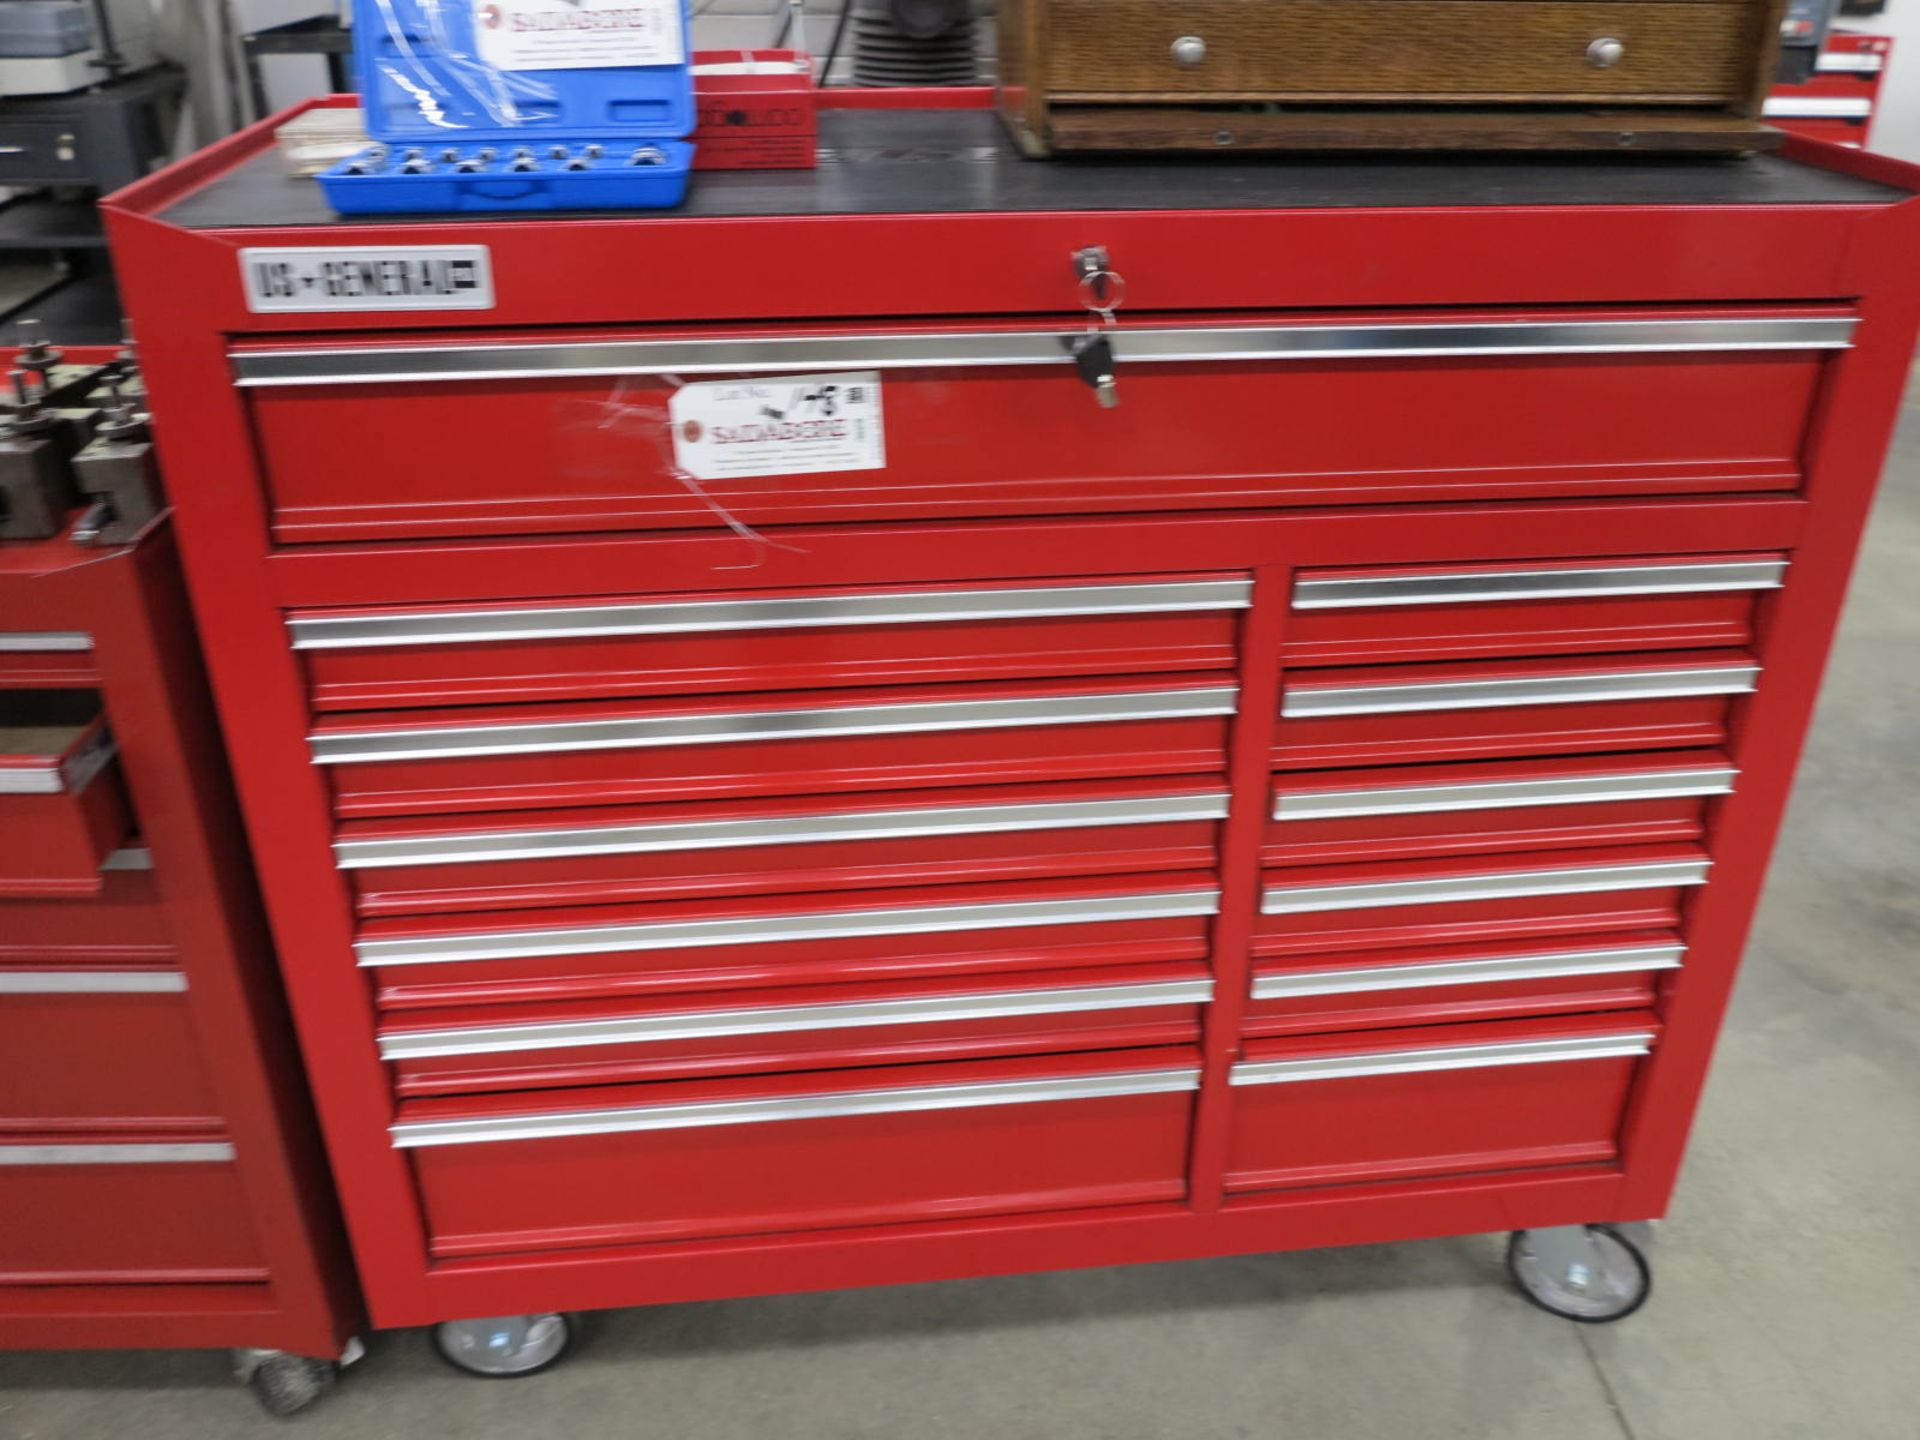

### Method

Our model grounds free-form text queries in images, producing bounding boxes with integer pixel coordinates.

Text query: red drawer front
[0,971,218,1127]
[1274,651,1757,771]
[383,962,1212,1097]
[0,1139,265,1282]
[0,700,134,898]
[1243,932,1682,1038]
[0,632,97,691]
[1265,751,1734,868]
[398,1047,1200,1257]
[340,779,1228,917]
[0,871,175,962]
[1284,554,1783,667]
[1254,846,1709,958]
[315,677,1237,819]
[293,575,1249,712]
[1769,118,1868,147]
[1225,1014,1654,1193]
[234,310,1843,542]
[364,875,1220,1011]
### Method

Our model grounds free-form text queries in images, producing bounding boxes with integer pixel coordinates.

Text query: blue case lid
[354,0,694,145]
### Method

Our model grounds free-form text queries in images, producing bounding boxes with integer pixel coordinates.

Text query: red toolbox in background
[0,349,361,1415]
[1766,31,1895,148]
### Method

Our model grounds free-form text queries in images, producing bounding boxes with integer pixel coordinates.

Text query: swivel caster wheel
[433,1313,577,1378]
[236,1351,338,1417]
[1508,1225,1651,1323]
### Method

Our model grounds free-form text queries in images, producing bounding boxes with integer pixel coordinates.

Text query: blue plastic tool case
[320,0,695,215]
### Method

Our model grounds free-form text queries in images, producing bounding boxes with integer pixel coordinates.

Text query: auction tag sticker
[240,246,493,313]
[473,0,686,71]
[671,373,885,481]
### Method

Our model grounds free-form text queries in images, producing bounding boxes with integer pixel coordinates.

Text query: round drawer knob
[1587,36,1626,68]
[1171,35,1207,66]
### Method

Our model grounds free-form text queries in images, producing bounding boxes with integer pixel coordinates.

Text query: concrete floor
[3,385,1917,1440]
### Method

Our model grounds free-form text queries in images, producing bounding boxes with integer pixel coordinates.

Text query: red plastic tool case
[103,92,1920,1335]
[0,455,357,1366]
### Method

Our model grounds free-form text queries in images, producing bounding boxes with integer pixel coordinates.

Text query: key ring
[1077,267,1128,320]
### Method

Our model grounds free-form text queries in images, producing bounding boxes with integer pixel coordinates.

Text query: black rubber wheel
[432,1313,577,1378]
[249,1354,337,1417]
[1507,1226,1652,1324]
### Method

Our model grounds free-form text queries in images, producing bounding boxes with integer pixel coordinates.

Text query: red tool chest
[103,93,1920,1367]
[0,393,360,1410]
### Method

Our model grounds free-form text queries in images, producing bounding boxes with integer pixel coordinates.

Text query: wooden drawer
[363,875,1221,1011]
[0,692,134,898]
[314,676,1237,819]
[1284,554,1784,667]
[233,311,1845,542]
[0,1137,265,1282]
[0,969,218,1128]
[382,962,1212,1097]
[398,1047,1200,1257]
[1225,1014,1655,1193]
[1266,751,1734,868]
[0,870,175,963]
[1255,846,1709,958]
[1045,1,1754,103]
[339,779,1227,918]
[293,575,1249,712]
[1244,932,1681,1037]
[1274,650,1757,770]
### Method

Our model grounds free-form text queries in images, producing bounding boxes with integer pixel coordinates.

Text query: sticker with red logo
[670,373,885,481]
[473,0,685,72]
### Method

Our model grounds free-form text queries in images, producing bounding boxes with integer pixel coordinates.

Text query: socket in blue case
[321,0,696,215]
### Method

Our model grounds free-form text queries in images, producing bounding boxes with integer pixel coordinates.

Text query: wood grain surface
[1044,104,1787,152]
[1043,1,1756,102]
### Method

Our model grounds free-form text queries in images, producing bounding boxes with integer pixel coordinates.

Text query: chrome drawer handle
[1273,766,1736,821]
[230,317,1857,388]
[0,970,187,994]
[1249,942,1684,1000]
[391,1066,1202,1148]
[1229,1031,1653,1087]
[1260,858,1709,915]
[337,790,1230,870]
[356,888,1223,967]
[379,977,1216,1060]
[311,686,1239,766]
[1281,664,1757,718]
[0,1142,235,1165]
[1764,97,1875,120]
[0,631,92,652]
[289,578,1252,651]
[1291,559,1786,610]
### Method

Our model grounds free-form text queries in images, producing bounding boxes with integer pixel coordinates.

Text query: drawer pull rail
[0,631,92,652]
[1261,859,1709,915]
[0,970,187,994]
[379,977,1217,1060]
[338,790,1231,870]
[1281,665,1758,718]
[311,687,1240,766]
[357,888,1224,967]
[390,1066,1203,1148]
[1292,559,1787,610]
[1273,766,1737,821]
[0,1143,236,1165]
[1249,942,1685,1000]
[231,317,1858,388]
[289,579,1253,651]
[1230,1031,1654,1087]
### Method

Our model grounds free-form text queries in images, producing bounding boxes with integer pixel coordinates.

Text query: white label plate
[472,0,686,71]
[670,373,885,481]
[240,246,494,314]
